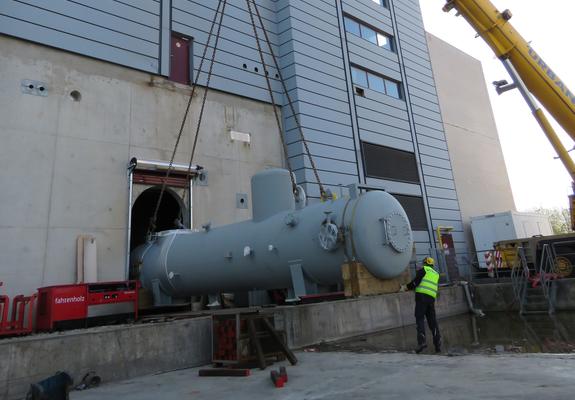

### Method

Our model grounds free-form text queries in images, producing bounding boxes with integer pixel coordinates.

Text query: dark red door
[170,33,190,85]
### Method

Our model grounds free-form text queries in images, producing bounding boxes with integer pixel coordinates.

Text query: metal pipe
[132,158,202,174]
[188,179,193,229]
[125,159,136,280]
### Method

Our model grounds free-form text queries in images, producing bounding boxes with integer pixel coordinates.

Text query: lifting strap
[148,0,228,235]
[245,0,328,200]
[149,0,328,236]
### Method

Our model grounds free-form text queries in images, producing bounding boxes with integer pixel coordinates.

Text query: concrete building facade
[0,0,471,297]
[427,33,516,255]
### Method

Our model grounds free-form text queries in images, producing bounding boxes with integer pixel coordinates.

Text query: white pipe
[125,160,135,280]
[132,158,201,174]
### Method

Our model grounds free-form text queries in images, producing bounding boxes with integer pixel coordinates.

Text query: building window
[170,33,192,85]
[351,67,368,88]
[362,142,420,183]
[392,194,429,231]
[344,17,360,36]
[372,0,387,7]
[344,16,394,51]
[351,66,402,99]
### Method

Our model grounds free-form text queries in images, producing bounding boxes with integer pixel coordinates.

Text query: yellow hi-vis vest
[415,266,439,299]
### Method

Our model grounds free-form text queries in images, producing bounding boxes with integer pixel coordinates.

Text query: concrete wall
[0,317,212,400]
[273,285,468,348]
[473,279,575,312]
[427,33,516,255]
[0,35,284,298]
[0,288,468,399]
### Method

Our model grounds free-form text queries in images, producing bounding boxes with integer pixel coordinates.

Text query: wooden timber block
[342,262,411,297]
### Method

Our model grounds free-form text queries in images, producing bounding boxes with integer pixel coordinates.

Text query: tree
[531,207,572,235]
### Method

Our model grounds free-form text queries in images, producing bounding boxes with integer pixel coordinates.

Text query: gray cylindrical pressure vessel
[136,169,413,300]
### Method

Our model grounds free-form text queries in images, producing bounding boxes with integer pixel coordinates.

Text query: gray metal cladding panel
[289,156,359,176]
[172,0,284,102]
[392,0,466,249]
[359,130,414,152]
[411,104,443,122]
[342,0,393,28]
[295,169,360,188]
[282,53,347,82]
[425,187,458,201]
[404,66,436,87]
[401,43,432,63]
[176,0,277,35]
[418,145,450,160]
[408,86,440,105]
[0,16,159,73]
[285,129,356,148]
[420,154,452,170]
[279,8,340,40]
[287,79,349,103]
[424,176,456,190]
[413,231,431,243]
[291,88,350,111]
[346,37,400,70]
[413,115,444,131]
[279,1,361,197]
[283,28,343,58]
[356,107,411,131]
[288,141,357,163]
[355,90,407,111]
[20,0,159,41]
[296,102,351,125]
[416,135,448,151]
[427,197,460,211]
[355,97,409,122]
[347,50,402,82]
[190,59,283,100]
[284,114,352,138]
[365,178,422,197]
[403,58,433,76]
[402,57,434,77]
[421,165,455,181]
[415,125,446,141]
[279,20,341,51]
[357,118,412,141]
[0,0,160,72]
[410,97,441,115]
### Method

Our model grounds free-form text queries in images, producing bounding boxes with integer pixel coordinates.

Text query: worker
[402,257,441,354]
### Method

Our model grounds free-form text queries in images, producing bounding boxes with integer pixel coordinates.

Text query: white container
[471,211,553,268]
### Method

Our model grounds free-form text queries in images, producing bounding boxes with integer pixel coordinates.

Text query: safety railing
[538,244,555,305]
[510,247,530,313]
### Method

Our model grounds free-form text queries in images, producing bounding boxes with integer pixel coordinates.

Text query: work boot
[415,343,427,354]
[434,337,442,354]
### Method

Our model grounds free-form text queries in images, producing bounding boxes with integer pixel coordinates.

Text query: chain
[181,0,229,209]
[249,0,328,200]
[244,0,297,195]
[148,0,226,234]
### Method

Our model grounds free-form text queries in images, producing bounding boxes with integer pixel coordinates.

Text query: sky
[419,0,575,211]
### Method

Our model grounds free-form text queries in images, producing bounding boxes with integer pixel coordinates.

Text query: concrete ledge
[0,317,212,400]
[272,286,468,348]
[0,287,469,399]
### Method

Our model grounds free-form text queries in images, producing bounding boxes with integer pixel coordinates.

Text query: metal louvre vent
[392,194,428,231]
[362,142,420,183]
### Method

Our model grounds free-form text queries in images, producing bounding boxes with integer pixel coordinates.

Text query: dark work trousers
[414,293,441,348]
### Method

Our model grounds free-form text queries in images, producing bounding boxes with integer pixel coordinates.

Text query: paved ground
[72,351,575,400]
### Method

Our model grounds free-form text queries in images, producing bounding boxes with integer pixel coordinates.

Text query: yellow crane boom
[443,0,575,228]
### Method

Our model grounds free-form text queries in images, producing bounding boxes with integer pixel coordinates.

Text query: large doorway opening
[130,187,186,253]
